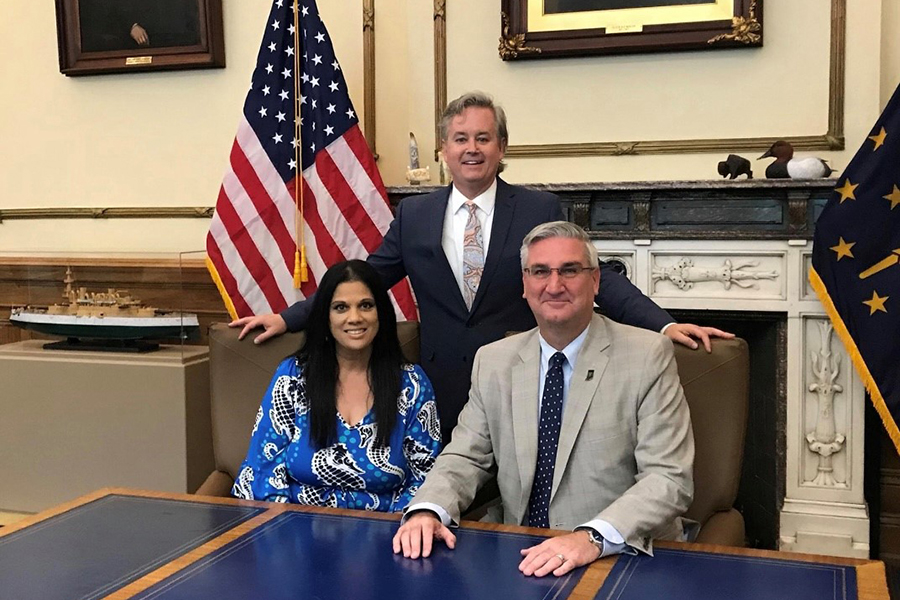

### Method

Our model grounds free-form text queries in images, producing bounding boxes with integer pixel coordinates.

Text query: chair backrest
[675,338,749,525]
[207,322,420,480]
[207,323,748,525]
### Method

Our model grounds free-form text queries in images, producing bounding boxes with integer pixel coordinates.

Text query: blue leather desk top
[130,511,583,600]
[596,547,858,600]
[0,491,885,600]
[0,494,263,600]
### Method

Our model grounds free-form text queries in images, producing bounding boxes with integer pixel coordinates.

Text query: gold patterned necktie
[462,200,484,310]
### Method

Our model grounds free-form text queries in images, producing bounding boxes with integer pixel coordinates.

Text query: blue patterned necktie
[527,351,567,528]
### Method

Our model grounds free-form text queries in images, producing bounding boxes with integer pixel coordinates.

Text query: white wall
[0,0,894,253]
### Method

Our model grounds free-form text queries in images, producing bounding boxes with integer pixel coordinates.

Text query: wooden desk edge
[2,489,890,600]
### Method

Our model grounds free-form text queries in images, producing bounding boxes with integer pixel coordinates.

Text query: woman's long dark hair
[296,260,405,449]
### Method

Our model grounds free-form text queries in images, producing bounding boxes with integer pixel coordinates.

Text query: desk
[0,489,889,600]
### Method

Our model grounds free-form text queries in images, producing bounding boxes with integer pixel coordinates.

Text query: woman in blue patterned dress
[232,260,441,511]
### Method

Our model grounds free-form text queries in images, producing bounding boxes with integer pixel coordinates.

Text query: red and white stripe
[208,118,417,321]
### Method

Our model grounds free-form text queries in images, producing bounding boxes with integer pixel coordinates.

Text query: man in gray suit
[393,221,694,577]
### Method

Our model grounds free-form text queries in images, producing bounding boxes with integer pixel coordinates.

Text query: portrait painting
[78,0,201,53]
[55,0,225,75]
[500,0,762,59]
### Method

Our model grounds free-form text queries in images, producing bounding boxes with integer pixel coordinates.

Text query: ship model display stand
[9,268,199,353]
[0,341,213,513]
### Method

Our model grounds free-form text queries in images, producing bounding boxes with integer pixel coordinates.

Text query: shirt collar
[538,322,590,372]
[449,179,497,216]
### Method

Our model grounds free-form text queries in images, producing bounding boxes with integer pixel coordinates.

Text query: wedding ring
[555,553,566,562]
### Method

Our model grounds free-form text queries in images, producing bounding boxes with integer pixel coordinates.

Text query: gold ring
[556,553,566,562]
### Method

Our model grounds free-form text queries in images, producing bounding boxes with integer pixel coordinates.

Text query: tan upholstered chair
[197,323,749,547]
[195,322,419,497]
[675,338,749,546]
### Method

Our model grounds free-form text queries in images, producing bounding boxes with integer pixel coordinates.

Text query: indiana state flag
[811,85,900,453]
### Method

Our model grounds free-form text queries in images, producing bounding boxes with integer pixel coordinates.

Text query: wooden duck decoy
[758,141,834,179]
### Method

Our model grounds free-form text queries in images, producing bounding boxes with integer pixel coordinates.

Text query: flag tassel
[293,246,308,288]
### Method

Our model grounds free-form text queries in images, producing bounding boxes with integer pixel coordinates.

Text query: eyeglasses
[522,265,597,280]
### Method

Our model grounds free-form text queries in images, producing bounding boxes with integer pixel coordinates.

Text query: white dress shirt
[441,181,497,302]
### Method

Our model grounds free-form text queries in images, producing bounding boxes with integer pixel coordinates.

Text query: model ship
[10,267,199,345]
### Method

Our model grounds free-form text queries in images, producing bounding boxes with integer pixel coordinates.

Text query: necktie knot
[549,351,566,370]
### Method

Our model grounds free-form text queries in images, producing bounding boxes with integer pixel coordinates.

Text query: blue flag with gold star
[811,86,900,452]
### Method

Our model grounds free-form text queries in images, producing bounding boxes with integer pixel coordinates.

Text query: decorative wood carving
[708,0,762,45]
[362,0,377,158]
[433,0,447,161]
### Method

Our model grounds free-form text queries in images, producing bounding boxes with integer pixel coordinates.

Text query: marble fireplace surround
[389,179,868,557]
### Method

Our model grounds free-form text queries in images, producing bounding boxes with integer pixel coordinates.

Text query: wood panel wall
[880,433,900,565]
[0,258,230,346]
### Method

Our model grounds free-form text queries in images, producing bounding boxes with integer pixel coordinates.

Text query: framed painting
[499,0,762,60]
[55,0,225,76]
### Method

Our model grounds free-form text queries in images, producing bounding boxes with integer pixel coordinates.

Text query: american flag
[206,0,417,321]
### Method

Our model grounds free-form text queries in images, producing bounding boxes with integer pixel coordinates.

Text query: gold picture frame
[499,0,762,60]
[431,0,844,158]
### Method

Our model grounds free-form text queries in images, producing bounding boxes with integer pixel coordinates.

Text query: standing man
[233,92,729,441]
[393,221,694,576]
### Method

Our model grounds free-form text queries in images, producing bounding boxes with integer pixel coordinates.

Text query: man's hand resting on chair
[229,313,287,344]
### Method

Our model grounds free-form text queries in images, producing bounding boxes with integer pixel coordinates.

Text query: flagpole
[293,0,308,287]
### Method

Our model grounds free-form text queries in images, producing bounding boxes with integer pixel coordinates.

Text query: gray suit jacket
[412,314,694,554]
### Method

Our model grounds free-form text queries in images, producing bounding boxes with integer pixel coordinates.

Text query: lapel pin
[586,370,594,381]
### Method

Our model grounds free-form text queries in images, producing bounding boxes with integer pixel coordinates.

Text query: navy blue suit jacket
[281,179,673,441]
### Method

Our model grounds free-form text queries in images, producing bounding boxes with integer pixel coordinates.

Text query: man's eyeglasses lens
[524,265,594,279]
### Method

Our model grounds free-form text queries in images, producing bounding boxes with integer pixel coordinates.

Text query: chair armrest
[194,470,235,498]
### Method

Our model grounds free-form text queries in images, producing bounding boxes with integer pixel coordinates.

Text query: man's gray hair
[520,221,599,269]
[440,92,508,173]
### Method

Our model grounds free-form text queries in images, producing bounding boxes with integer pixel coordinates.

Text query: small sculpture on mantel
[758,140,834,179]
[405,132,430,185]
[717,154,753,179]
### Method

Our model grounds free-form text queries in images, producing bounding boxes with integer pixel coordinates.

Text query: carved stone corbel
[805,321,846,487]
[651,257,779,290]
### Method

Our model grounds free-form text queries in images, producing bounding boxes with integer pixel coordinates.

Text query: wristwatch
[582,528,604,556]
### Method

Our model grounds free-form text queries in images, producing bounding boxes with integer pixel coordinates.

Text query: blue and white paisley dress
[232,358,441,512]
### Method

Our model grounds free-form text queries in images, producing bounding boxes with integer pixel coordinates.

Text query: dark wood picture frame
[499,0,762,60]
[55,0,225,76]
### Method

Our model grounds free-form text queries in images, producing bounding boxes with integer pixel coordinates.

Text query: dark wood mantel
[388,179,837,241]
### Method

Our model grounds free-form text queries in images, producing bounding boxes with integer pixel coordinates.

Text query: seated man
[393,221,695,577]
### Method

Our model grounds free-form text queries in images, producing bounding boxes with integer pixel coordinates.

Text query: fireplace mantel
[389,178,867,558]
[388,179,835,241]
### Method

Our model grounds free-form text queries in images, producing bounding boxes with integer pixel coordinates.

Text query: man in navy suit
[233,92,730,441]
